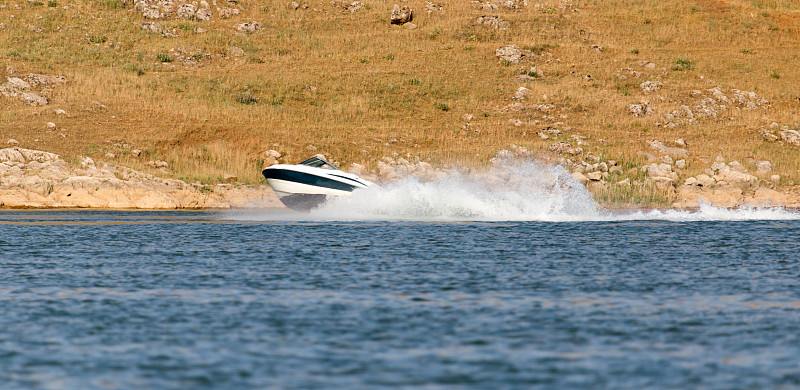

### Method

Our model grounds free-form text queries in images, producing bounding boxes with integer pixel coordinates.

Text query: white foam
[311,160,597,221]
[231,159,800,222]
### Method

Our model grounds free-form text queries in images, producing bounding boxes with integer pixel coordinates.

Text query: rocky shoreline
[0,147,281,209]
[2,145,800,210]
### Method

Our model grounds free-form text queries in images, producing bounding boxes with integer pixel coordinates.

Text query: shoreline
[3,146,800,212]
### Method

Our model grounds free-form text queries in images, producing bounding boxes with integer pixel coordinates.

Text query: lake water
[2,164,800,389]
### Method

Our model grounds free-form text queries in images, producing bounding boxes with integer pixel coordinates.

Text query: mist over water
[243,159,800,222]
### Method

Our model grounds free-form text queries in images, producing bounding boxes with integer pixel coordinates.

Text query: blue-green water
[2,209,800,389]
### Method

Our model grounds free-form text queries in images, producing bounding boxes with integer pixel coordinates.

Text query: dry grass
[1,0,799,205]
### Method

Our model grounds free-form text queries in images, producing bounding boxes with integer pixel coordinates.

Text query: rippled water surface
[2,209,800,389]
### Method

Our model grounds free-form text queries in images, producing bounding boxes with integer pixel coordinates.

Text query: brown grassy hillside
[1,0,799,205]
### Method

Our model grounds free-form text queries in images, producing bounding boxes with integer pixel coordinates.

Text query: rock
[514,86,530,100]
[728,161,746,172]
[586,171,603,181]
[23,74,66,88]
[780,129,800,146]
[7,139,19,146]
[289,2,300,10]
[744,188,795,207]
[675,159,686,169]
[105,152,116,159]
[80,156,96,169]
[675,184,743,208]
[571,171,588,185]
[196,8,213,21]
[478,1,498,12]
[644,62,657,69]
[264,149,281,159]
[234,21,262,34]
[760,128,779,142]
[348,1,365,13]
[548,142,572,155]
[661,155,673,165]
[131,149,142,157]
[224,174,238,182]
[403,23,417,30]
[640,80,663,93]
[590,44,603,53]
[718,170,758,188]
[628,101,654,117]
[476,15,509,31]
[4,77,31,94]
[176,4,197,19]
[684,177,699,186]
[642,163,678,180]
[696,174,715,187]
[771,174,780,182]
[46,122,56,131]
[425,2,443,13]
[495,45,527,64]
[146,160,169,169]
[219,7,237,18]
[647,140,689,157]
[391,4,413,25]
[19,92,48,106]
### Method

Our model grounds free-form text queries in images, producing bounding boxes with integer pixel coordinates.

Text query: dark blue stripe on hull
[263,169,358,192]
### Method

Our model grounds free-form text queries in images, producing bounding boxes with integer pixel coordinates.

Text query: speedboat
[262,156,374,211]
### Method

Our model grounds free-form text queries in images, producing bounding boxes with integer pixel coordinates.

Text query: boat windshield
[298,156,339,170]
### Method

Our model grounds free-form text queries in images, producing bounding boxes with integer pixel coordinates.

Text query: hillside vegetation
[1,0,799,206]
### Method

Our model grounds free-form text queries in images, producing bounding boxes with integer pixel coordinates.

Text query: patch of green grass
[770,71,780,79]
[177,22,195,31]
[436,102,450,112]
[88,34,108,44]
[48,1,58,7]
[156,53,173,63]
[671,57,694,71]
[408,78,422,86]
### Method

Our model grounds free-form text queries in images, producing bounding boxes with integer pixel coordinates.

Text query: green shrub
[156,53,173,63]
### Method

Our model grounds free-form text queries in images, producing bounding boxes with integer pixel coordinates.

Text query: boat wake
[232,159,800,222]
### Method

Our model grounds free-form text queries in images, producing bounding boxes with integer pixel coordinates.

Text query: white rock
[46,122,56,131]
[19,92,48,106]
[675,159,686,169]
